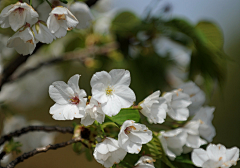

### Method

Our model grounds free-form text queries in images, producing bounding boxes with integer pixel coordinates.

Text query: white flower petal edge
[180,81,206,116]
[70,2,94,29]
[140,91,167,124]
[118,120,152,154]
[135,156,155,168]
[7,25,37,56]
[81,98,105,126]
[163,89,192,121]
[192,144,239,168]
[47,6,79,38]
[32,21,56,44]
[93,137,127,168]
[49,74,87,120]
[192,106,216,142]
[91,69,136,117]
[0,2,39,31]
[159,128,187,160]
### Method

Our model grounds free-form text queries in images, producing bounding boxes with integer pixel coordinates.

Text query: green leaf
[195,21,223,49]
[85,147,93,161]
[111,11,141,37]
[108,109,140,125]
[175,155,194,165]
[59,0,68,4]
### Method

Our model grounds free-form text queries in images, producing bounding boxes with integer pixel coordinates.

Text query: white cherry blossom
[93,137,127,168]
[183,120,207,153]
[118,120,152,154]
[140,91,167,124]
[47,6,79,38]
[7,24,37,56]
[81,98,105,126]
[70,2,94,29]
[32,20,56,44]
[192,106,216,142]
[135,156,155,168]
[49,74,87,120]
[159,128,187,160]
[0,2,39,31]
[180,81,206,116]
[192,144,239,168]
[163,89,192,121]
[91,69,136,117]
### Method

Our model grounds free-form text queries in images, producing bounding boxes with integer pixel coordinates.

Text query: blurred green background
[0,0,240,167]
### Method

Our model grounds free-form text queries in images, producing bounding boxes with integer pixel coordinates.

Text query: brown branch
[5,137,82,168]
[0,126,74,147]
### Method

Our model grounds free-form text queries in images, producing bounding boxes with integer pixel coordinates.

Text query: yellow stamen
[105,86,113,95]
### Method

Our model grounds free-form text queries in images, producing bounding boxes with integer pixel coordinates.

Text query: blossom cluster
[48,69,239,168]
[0,1,93,55]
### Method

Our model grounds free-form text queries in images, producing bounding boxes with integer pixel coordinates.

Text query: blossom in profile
[192,106,216,142]
[7,23,37,56]
[192,144,239,168]
[32,20,56,44]
[47,6,79,38]
[180,81,206,116]
[118,120,152,154]
[0,2,39,31]
[135,156,155,168]
[70,2,94,29]
[159,128,187,160]
[49,74,87,120]
[140,91,167,124]
[81,98,105,126]
[91,69,136,117]
[182,120,207,153]
[93,137,127,168]
[163,89,192,121]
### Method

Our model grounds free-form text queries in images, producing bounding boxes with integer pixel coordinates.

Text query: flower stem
[29,0,32,6]
[45,0,53,8]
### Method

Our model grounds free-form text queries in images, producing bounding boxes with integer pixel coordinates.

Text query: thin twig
[5,137,82,168]
[0,126,74,147]
[9,42,118,83]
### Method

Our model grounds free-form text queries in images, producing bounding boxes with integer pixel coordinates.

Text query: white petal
[54,26,67,38]
[109,69,131,86]
[63,104,79,120]
[206,144,226,162]
[101,96,122,116]
[81,113,95,126]
[49,103,65,120]
[129,130,152,144]
[47,14,61,33]
[33,22,56,44]
[25,4,39,25]
[90,71,111,87]
[192,148,209,167]
[92,83,108,104]
[9,8,27,31]
[114,85,136,108]
[226,147,239,163]
[66,10,79,29]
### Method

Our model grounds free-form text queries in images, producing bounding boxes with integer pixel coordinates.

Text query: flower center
[124,126,136,134]
[54,14,66,20]
[70,96,80,105]
[105,86,113,96]
[15,7,25,14]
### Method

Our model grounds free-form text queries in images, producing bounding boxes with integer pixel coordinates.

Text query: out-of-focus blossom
[192,144,239,168]
[159,128,187,160]
[91,69,136,117]
[47,6,79,38]
[118,120,152,154]
[163,89,192,121]
[70,2,94,29]
[140,91,167,124]
[180,81,206,116]
[93,10,115,34]
[81,98,105,126]
[49,74,87,120]
[183,120,207,153]
[32,20,56,44]
[135,156,155,168]
[92,0,113,13]
[192,106,216,142]
[0,2,39,31]
[7,24,37,56]
[93,137,127,168]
